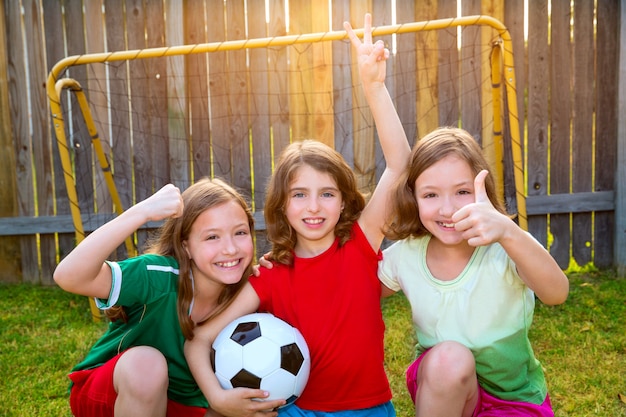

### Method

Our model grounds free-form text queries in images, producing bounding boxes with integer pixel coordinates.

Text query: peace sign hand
[451,170,510,247]
[344,13,389,87]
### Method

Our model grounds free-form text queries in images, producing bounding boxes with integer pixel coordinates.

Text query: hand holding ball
[210,313,311,407]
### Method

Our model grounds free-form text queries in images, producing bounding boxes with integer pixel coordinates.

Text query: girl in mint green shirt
[379,127,569,417]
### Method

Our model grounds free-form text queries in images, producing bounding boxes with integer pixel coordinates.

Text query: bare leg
[113,346,169,417]
[414,341,479,417]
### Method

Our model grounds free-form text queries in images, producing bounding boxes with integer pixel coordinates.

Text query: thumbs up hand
[452,170,509,247]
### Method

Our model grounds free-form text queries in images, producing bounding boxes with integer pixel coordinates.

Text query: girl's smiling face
[414,154,476,246]
[285,164,344,257]
[183,200,254,286]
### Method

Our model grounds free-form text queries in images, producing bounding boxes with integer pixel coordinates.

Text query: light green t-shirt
[379,236,548,404]
[71,254,207,407]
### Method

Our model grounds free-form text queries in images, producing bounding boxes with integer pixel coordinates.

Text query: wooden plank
[104,0,135,259]
[226,0,252,196]
[5,0,38,283]
[125,0,154,250]
[348,0,375,193]
[0,0,22,283]
[84,1,111,214]
[247,0,272,254]
[126,0,152,198]
[526,0,549,247]
[571,1,594,266]
[104,0,132,210]
[594,0,619,269]
[502,0,526,215]
[480,0,502,191]
[206,1,231,182]
[311,2,334,147]
[371,0,393,181]
[617,0,626,276]
[267,0,290,162]
[394,0,417,147]
[437,0,459,126]
[247,0,271,210]
[0,212,267,236]
[331,0,354,168]
[184,0,212,182]
[288,0,314,143]
[165,0,188,189]
[65,0,92,219]
[549,0,573,268]
[460,0,482,138]
[145,2,171,191]
[44,0,75,262]
[23,0,54,283]
[525,191,615,215]
[415,1,439,143]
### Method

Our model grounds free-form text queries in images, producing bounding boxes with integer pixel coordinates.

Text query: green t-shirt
[379,236,548,404]
[71,254,207,407]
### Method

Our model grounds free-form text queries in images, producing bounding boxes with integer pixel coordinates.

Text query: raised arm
[344,13,411,250]
[184,283,285,417]
[53,184,184,299]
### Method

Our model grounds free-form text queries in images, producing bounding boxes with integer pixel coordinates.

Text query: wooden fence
[0,0,624,285]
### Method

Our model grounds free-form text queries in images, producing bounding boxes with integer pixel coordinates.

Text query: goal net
[48,14,523,265]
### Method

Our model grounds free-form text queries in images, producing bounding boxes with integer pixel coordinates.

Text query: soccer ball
[210,313,311,406]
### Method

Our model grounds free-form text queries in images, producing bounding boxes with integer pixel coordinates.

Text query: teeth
[304,218,323,224]
[217,260,239,268]
[441,222,455,228]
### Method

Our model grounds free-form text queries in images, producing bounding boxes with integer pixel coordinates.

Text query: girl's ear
[182,241,192,259]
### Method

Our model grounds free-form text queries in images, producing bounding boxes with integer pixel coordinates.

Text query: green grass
[1,271,625,416]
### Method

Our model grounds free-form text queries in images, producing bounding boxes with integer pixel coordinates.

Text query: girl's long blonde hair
[264,140,365,265]
[385,127,507,241]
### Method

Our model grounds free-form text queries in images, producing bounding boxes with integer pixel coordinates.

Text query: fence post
[616,0,626,277]
[0,1,22,282]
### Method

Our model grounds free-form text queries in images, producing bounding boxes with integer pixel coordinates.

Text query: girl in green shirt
[54,178,285,417]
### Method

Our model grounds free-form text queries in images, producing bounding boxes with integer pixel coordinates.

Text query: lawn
[1,270,625,416]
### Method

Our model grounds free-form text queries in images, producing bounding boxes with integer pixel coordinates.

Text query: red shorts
[68,352,206,417]
[406,350,554,417]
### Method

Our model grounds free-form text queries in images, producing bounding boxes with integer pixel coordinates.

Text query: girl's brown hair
[107,178,254,340]
[385,127,507,241]
[264,140,365,265]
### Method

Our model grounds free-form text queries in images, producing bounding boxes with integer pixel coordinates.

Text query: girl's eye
[423,193,436,199]
[292,192,305,198]
[321,192,334,198]
[206,235,218,241]
[235,230,249,236]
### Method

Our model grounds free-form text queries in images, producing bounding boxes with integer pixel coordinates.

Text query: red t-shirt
[249,223,391,411]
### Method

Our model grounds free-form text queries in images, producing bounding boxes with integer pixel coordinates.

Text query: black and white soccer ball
[210,313,311,407]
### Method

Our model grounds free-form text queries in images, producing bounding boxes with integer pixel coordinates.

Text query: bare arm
[185,283,285,417]
[380,282,397,298]
[452,171,569,305]
[344,14,411,250]
[53,184,184,299]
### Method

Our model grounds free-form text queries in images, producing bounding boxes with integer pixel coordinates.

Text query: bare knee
[114,346,169,399]
[418,341,476,391]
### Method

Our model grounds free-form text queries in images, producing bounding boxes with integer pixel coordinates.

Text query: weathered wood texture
[0,0,622,283]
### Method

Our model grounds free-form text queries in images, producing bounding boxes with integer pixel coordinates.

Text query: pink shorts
[406,350,554,417]
[68,352,206,417]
